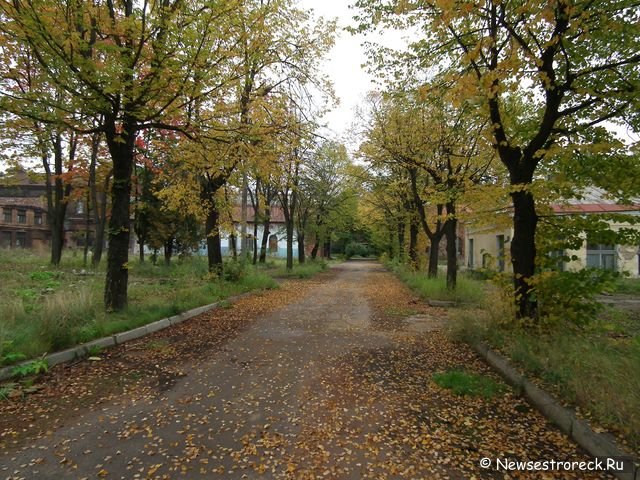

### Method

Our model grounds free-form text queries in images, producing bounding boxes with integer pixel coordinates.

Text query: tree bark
[510,188,538,318]
[323,237,331,260]
[408,218,419,269]
[298,231,305,264]
[311,241,319,260]
[104,119,136,311]
[206,205,223,275]
[397,221,405,261]
[164,239,173,267]
[259,207,270,263]
[445,203,457,290]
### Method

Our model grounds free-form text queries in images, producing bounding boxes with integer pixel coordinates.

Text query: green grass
[391,265,486,305]
[450,301,640,450]
[252,257,331,278]
[0,251,300,366]
[432,369,506,399]
[611,277,640,295]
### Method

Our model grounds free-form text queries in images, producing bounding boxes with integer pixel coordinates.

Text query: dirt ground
[0,261,614,479]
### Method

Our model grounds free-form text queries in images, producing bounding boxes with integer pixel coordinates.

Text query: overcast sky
[297,1,387,142]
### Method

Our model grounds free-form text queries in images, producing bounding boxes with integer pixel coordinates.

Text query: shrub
[529,269,618,326]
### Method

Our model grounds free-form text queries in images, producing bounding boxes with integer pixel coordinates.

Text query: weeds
[432,369,506,399]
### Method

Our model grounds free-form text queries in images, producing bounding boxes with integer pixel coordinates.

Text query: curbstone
[428,299,457,308]
[523,382,574,435]
[484,348,525,390]
[0,292,250,382]
[82,336,117,355]
[46,347,81,367]
[473,341,639,480]
[146,318,171,334]
[114,326,149,345]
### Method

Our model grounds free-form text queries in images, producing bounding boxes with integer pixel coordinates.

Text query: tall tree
[1,0,240,310]
[355,0,640,316]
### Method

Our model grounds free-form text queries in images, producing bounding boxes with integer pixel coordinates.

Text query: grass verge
[449,299,640,452]
[387,263,486,305]
[0,251,323,366]
[432,369,506,399]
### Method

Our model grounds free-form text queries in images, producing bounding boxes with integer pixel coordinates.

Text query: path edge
[472,341,639,480]
[0,290,257,382]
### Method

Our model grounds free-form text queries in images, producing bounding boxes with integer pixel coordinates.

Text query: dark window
[0,231,10,248]
[468,239,474,268]
[17,210,26,224]
[15,232,26,248]
[34,213,42,225]
[3,209,11,223]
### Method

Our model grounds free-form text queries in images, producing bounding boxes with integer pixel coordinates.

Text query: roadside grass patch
[272,260,328,279]
[0,252,291,366]
[432,369,506,399]
[611,277,640,295]
[390,265,485,305]
[449,302,640,450]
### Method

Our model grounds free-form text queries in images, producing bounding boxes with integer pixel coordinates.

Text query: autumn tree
[0,0,246,310]
[354,0,640,316]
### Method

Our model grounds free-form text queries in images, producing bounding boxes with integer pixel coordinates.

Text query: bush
[222,260,246,282]
[529,269,618,326]
[344,242,375,259]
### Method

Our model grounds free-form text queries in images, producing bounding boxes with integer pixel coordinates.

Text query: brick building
[0,170,88,250]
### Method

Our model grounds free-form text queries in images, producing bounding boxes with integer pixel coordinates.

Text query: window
[0,231,10,248]
[549,249,565,272]
[15,232,26,248]
[3,208,11,223]
[76,201,85,215]
[586,242,616,271]
[17,210,26,224]
[468,239,474,268]
[34,213,42,225]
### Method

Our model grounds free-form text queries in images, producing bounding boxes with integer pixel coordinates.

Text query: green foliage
[612,278,640,295]
[529,269,618,327]
[222,260,247,282]
[344,242,376,259]
[390,264,485,305]
[0,383,17,401]
[2,351,27,366]
[11,358,48,378]
[432,369,506,399]
[449,302,640,449]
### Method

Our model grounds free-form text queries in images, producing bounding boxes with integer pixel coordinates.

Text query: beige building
[465,194,640,277]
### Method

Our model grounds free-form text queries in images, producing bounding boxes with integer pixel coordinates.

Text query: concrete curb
[0,297,235,382]
[472,341,639,480]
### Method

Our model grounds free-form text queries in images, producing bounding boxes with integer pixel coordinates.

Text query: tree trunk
[230,232,237,259]
[286,218,294,270]
[427,234,441,278]
[445,203,457,290]
[511,188,538,318]
[298,231,305,264]
[164,239,173,267]
[323,237,331,260]
[206,205,223,275]
[104,121,135,311]
[259,211,270,264]
[91,159,110,268]
[311,240,319,260]
[397,221,405,261]
[139,238,145,263]
[83,188,91,266]
[45,132,73,266]
[408,219,419,269]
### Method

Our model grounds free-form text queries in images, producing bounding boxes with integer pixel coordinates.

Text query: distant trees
[355,0,640,316]
[0,0,336,310]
